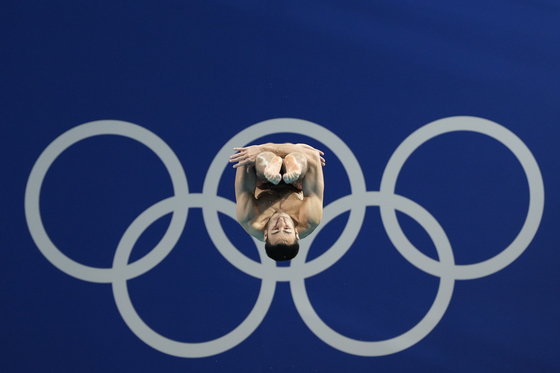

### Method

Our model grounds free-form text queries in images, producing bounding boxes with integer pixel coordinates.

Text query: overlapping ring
[25,116,544,357]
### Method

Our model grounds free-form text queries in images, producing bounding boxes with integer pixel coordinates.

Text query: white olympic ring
[25,116,544,357]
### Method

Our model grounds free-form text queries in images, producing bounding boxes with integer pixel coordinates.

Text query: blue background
[2,1,559,372]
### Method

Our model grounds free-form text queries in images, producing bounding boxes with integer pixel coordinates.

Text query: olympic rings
[25,116,544,357]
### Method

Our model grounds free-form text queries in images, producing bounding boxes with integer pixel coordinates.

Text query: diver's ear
[263,230,268,241]
[295,229,300,240]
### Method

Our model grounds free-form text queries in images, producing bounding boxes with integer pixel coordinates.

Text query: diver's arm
[297,150,324,238]
[230,143,325,169]
[234,165,264,241]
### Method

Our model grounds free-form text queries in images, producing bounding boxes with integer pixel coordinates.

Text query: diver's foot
[264,156,282,185]
[283,154,302,184]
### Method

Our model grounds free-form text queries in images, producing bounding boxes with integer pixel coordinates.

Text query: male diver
[230,143,325,261]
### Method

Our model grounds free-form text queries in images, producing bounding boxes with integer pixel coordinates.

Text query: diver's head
[264,209,300,261]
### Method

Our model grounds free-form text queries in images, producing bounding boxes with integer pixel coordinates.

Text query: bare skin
[231,143,325,243]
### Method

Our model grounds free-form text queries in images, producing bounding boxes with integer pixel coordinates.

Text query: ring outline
[379,116,545,279]
[24,120,189,283]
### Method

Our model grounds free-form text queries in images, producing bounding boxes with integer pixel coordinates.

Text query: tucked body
[230,143,325,261]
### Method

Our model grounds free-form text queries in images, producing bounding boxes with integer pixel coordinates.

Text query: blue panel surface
[2,1,559,372]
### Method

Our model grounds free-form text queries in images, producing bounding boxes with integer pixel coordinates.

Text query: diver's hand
[229,145,263,170]
[296,144,326,166]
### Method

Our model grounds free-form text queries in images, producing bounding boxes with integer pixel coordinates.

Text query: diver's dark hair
[264,240,300,261]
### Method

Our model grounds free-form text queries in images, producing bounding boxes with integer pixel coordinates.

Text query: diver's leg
[283,152,308,185]
[256,151,282,185]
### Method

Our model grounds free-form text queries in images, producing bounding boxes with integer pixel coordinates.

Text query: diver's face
[265,210,298,245]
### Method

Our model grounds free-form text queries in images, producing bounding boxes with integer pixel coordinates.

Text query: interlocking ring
[25,117,544,357]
